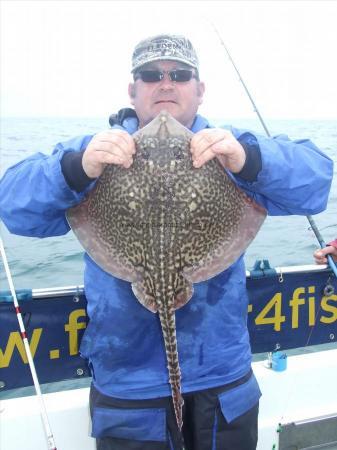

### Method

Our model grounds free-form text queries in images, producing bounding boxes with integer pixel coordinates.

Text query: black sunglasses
[134,69,198,83]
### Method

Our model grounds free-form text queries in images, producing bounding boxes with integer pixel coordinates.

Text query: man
[314,239,337,263]
[0,34,333,450]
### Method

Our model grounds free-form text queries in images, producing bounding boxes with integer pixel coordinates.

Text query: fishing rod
[0,236,57,450]
[211,22,337,279]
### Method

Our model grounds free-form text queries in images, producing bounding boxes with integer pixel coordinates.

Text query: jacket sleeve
[0,135,94,237]
[231,129,333,216]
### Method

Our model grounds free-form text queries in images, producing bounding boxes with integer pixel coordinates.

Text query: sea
[0,116,336,398]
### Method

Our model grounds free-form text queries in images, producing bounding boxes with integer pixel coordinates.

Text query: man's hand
[190,128,246,173]
[82,130,136,178]
[313,246,337,264]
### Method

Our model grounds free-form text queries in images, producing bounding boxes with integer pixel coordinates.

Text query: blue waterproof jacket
[0,114,333,425]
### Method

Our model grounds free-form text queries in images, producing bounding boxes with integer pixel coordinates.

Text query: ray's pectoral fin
[183,194,267,283]
[66,200,137,282]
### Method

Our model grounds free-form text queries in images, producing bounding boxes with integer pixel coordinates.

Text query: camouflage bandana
[131,34,199,73]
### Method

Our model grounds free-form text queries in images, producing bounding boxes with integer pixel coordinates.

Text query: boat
[1,261,337,449]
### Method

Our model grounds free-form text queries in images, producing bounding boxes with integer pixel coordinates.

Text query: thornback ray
[66,110,266,430]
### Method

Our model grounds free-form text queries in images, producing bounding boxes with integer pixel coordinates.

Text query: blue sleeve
[0,134,94,237]
[230,128,333,216]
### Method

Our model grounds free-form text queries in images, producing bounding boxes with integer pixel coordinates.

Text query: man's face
[128,60,205,129]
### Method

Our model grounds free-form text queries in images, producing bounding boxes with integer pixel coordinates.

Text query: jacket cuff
[235,132,262,182]
[61,150,95,193]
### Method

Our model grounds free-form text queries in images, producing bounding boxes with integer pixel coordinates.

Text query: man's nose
[159,73,175,88]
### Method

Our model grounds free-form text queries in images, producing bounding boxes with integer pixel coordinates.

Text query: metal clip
[278,269,284,283]
[73,285,81,303]
[324,283,335,297]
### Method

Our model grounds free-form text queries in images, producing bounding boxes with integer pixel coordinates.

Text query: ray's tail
[158,305,184,430]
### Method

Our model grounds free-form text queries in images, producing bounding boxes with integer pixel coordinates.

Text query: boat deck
[1,348,337,449]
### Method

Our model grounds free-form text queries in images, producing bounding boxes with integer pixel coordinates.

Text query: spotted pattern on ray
[66,111,266,430]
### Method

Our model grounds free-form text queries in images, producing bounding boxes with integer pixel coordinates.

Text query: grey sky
[1,0,337,119]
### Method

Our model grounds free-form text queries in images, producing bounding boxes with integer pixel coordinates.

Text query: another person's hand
[82,130,136,178]
[190,128,246,173]
[313,245,337,264]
